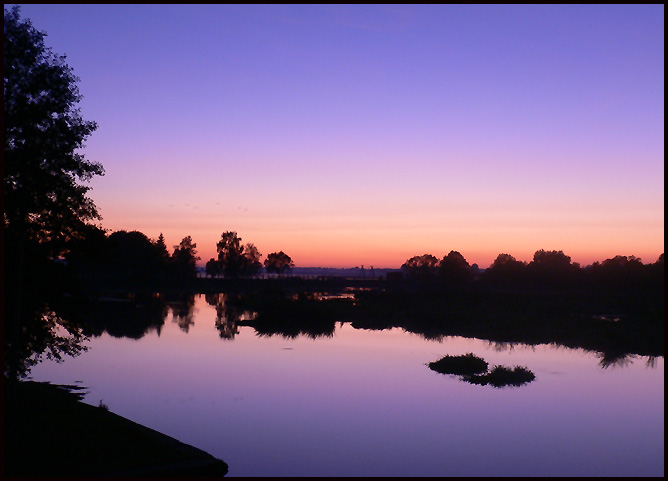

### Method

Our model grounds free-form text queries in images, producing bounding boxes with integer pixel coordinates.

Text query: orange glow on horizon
[98,213,664,269]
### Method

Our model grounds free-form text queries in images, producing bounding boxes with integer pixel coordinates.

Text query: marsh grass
[427,353,489,376]
[428,353,536,388]
[465,365,536,388]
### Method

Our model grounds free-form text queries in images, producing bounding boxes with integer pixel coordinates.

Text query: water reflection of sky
[28,295,664,477]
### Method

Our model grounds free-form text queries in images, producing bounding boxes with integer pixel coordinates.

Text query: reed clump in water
[465,365,536,387]
[427,353,489,376]
[428,353,536,388]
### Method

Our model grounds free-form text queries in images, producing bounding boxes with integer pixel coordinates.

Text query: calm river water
[28,294,664,477]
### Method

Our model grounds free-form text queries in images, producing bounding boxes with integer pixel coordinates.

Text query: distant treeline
[63,225,664,300]
[63,225,295,288]
[399,249,664,293]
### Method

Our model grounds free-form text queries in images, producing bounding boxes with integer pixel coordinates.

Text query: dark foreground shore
[4,381,228,477]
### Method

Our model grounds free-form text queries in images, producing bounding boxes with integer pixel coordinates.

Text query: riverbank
[4,380,228,477]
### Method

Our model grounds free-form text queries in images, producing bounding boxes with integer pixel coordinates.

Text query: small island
[428,353,536,388]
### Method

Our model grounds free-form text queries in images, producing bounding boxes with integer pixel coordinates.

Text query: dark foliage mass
[4,6,103,253]
[212,231,263,278]
[428,353,489,376]
[264,251,295,275]
[401,254,440,279]
[428,353,536,388]
[4,6,103,383]
[465,366,536,388]
[65,228,201,286]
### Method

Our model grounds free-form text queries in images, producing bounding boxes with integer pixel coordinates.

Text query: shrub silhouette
[466,365,536,388]
[439,251,473,286]
[428,353,536,388]
[428,353,489,376]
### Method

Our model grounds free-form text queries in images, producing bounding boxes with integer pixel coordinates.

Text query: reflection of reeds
[427,353,489,376]
[598,351,636,369]
[252,318,336,340]
[465,365,536,388]
[646,356,658,368]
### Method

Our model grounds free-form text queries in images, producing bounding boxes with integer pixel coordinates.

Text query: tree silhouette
[4,6,103,255]
[155,233,169,261]
[484,253,528,287]
[401,254,439,279]
[240,243,263,277]
[63,223,110,279]
[528,249,580,287]
[64,229,177,285]
[585,254,651,293]
[106,230,165,283]
[217,231,243,278]
[603,255,642,268]
[171,236,200,279]
[264,251,295,275]
[439,250,472,286]
[4,7,103,385]
[216,231,253,278]
[205,257,221,278]
[489,253,525,270]
[647,253,664,286]
[531,249,574,271]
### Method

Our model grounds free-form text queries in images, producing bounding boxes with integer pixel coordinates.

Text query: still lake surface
[29,294,664,477]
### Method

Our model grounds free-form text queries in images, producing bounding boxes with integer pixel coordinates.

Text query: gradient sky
[10,4,664,268]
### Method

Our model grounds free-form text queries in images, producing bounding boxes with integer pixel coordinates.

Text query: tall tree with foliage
[216,231,246,278]
[155,233,169,260]
[528,249,581,288]
[401,254,440,279]
[4,7,103,383]
[241,242,263,277]
[439,250,472,286]
[205,258,222,278]
[264,251,295,275]
[484,253,528,287]
[172,236,200,280]
[215,232,264,278]
[4,6,104,253]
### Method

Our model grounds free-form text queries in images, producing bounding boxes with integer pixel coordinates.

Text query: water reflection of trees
[351,289,663,369]
[196,287,663,364]
[5,299,89,380]
[5,290,171,380]
[205,293,255,340]
[228,290,349,340]
[168,294,196,333]
[77,294,169,339]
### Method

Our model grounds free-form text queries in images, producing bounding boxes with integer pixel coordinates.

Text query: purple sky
[9,4,664,267]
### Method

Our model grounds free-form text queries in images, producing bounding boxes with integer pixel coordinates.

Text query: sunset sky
[12,4,664,268]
